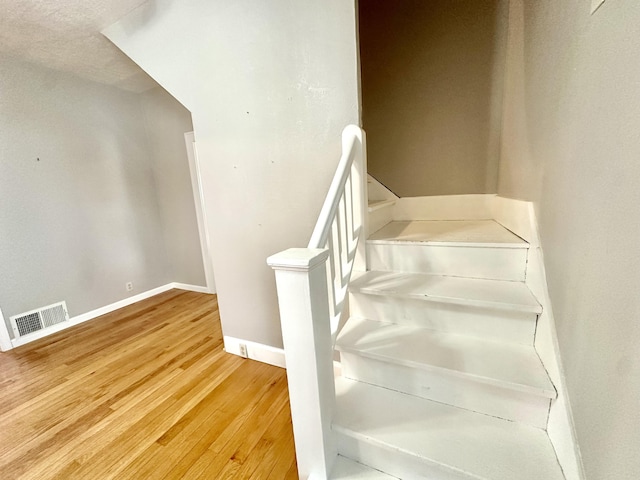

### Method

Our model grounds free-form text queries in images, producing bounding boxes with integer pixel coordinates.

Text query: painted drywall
[499,1,640,478]
[0,56,205,339]
[104,0,360,349]
[0,56,169,335]
[359,0,508,197]
[141,88,205,287]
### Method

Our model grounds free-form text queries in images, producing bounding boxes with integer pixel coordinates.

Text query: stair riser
[367,243,527,281]
[336,431,469,480]
[349,292,538,345]
[369,204,394,235]
[341,353,551,429]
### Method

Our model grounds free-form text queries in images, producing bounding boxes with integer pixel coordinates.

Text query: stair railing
[267,125,367,479]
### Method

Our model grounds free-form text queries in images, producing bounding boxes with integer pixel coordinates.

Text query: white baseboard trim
[393,194,495,221]
[10,284,176,349]
[223,335,286,369]
[490,196,536,245]
[367,174,399,202]
[171,282,212,294]
[6,282,213,350]
[492,196,585,480]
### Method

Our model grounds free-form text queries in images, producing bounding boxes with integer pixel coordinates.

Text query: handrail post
[267,248,337,479]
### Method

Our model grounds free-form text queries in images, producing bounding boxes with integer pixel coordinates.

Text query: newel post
[267,248,337,480]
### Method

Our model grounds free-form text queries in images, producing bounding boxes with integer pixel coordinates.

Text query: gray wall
[105,0,360,349]
[360,0,508,197]
[0,56,203,338]
[499,1,640,478]
[142,88,205,287]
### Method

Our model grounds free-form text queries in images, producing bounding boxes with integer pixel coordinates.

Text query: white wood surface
[184,132,216,294]
[369,220,527,247]
[337,317,556,398]
[368,199,396,212]
[340,352,551,428]
[393,194,494,221]
[334,378,565,480]
[367,174,398,202]
[368,242,528,281]
[491,195,537,246]
[351,271,541,313]
[349,292,537,344]
[368,202,395,235]
[267,248,337,480]
[223,335,286,368]
[492,195,584,479]
[330,456,398,479]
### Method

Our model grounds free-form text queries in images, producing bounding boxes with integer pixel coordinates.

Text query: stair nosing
[336,318,556,399]
[334,378,565,480]
[337,342,555,399]
[334,423,485,480]
[367,238,529,249]
[350,271,543,314]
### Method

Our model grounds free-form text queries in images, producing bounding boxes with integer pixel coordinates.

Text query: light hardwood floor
[0,289,298,479]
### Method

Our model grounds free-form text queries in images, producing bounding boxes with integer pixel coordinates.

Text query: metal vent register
[10,302,69,337]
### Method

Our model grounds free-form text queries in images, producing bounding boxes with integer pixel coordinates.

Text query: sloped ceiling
[0,0,158,92]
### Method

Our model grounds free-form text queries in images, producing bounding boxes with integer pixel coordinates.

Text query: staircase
[329,200,565,478]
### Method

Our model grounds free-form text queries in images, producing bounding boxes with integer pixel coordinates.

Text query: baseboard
[171,282,212,294]
[367,174,398,202]
[393,194,495,221]
[492,196,586,480]
[9,284,177,349]
[223,335,286,369]
[490,196,537,245]
[6,282,212,350]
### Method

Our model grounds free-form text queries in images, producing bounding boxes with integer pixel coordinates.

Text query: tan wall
[499,1,640,478]
[360,0,508,197]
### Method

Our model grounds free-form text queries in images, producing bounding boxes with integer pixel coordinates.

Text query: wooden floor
[0,290,298,479]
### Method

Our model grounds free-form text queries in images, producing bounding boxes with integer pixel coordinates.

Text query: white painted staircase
[330,212,565,478]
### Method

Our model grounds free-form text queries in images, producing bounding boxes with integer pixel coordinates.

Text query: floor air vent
[10,302,69,338]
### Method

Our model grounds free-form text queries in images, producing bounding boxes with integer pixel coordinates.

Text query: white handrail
[308,134,358,248]
[309,125,366,333]
[267,125,367,479]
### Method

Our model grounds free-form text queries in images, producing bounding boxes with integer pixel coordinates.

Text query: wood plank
[0,290,297,480]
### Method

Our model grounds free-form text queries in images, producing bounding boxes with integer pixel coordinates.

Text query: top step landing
[368,220,527,248]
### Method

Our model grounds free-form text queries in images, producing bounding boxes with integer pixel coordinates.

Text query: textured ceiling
[0,0,158,92]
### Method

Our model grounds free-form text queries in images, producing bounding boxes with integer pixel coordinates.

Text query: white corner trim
[367,174,399,202]
[171,282,212,294]
[184,132,217,294]
[0,307,13,352]
[493,196,585,480]
[223,335,286,369]
[490,196,537,245]
[393,194,495,221]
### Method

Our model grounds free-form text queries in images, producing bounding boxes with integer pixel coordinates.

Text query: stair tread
[368,220,528,248]
[351,270,542,313]
[331,456,398,479]
[334,378,565,480]
[336,317,556,398]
